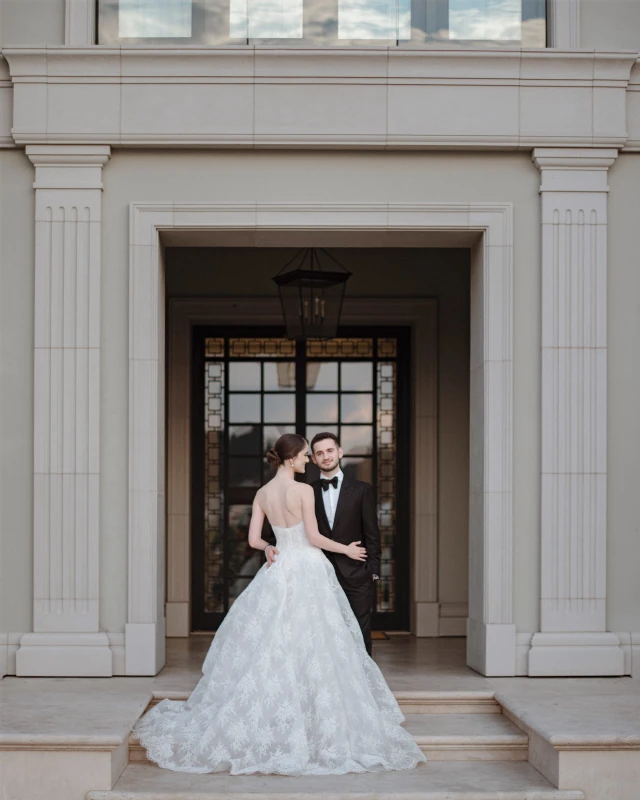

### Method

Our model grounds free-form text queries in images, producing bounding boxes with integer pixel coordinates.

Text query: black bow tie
[321,476,339,491]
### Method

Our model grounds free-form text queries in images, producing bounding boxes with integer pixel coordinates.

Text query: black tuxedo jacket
[311,475,381,585]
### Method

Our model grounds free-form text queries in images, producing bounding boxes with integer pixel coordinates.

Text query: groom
[310,432,381,656]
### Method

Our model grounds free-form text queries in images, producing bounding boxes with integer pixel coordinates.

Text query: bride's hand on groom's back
[345,541,367,561]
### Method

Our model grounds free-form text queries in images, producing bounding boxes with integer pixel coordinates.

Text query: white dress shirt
[321,468,344,530]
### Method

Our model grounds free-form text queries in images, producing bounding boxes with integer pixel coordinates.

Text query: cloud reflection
[338,0,410,40]
[118,0,192,37]
[114,0,546,46]
[448,0,520,40]
[230,0,303,38]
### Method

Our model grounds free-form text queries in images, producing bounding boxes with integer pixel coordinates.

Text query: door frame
[126,201,515,677]
[167,298,438,639]
[188,323,413,633]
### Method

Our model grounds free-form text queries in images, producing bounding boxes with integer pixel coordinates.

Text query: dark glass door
[191,327,410,632]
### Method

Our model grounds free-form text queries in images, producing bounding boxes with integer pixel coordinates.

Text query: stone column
[16,145,112,676]
[529,148,624,676]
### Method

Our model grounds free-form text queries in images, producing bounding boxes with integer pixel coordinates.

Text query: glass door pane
[193,327,409,631]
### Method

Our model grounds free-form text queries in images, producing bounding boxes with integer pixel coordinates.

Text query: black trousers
[336,571,375,657]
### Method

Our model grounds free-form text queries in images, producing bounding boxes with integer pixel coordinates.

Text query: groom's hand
[266,546,279,567]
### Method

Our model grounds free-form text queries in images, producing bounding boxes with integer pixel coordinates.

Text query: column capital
[25,145,111,166]
[26,145,111,189]
[532,148,618,170]
[532,148,619,193]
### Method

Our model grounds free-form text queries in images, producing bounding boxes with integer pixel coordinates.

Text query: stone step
[129,712,527,764]
[405,713,528,760]
[87,761,585,800]
[147,690,502,715]
[393,691,501,714]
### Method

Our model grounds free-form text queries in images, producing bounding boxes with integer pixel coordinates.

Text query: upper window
[98,0,546,46]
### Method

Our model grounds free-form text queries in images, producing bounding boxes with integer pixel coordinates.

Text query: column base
[467,618,516,676]
[16,632,113,676]
[125,620,166,675]
[528,632,625,676]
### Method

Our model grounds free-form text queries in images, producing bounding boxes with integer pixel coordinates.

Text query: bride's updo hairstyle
[265,433,308,468]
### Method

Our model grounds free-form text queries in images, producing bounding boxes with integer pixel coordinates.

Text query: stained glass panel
[230,338,295,357]
[204,361,225,614]
[205,337,225,357]
[376,361,396,613]
[378,338,397,358]
[307,338,373,358]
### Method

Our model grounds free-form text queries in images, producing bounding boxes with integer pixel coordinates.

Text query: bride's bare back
[247,470,367,564]
[255,475,304,529]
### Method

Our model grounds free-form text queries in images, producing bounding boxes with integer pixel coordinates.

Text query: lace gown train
[133,521,426,776]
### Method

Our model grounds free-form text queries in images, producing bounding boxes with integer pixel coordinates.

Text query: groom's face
[311,438,343,474]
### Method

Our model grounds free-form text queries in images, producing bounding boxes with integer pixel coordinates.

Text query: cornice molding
[4,45,637,82]
[2,47,638,151]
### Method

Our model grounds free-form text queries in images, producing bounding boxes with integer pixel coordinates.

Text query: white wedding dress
[133,520,426,776]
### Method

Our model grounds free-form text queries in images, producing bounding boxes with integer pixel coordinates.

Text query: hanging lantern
[272,248,352,340]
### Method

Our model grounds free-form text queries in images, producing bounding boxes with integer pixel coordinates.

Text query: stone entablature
[0,48,638,151]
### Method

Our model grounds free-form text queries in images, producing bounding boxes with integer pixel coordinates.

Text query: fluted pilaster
[17,145,112,677]
[530,148,624,676]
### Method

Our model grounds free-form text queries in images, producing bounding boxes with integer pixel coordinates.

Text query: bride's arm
[300,485,366,561]
[247,496,272,551]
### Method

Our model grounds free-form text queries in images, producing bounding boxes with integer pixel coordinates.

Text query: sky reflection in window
[118,0,192,37]
[448,0,520,40]
[106,0,545,46]
[230,0,303,37]
[339,0,411,40]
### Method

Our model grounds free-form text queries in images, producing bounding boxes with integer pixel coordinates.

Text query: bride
[133,433,426,776]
